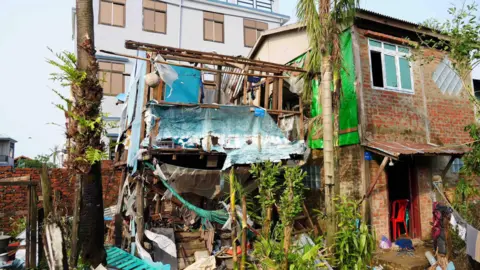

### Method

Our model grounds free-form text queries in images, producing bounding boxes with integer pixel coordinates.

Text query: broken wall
[0,160,121,233]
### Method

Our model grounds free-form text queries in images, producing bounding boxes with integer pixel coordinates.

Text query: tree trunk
[321,55,336,247]
[70,174,82,267]
[319,0,336,248]
[75,0,106,267]
[263,206,272,238]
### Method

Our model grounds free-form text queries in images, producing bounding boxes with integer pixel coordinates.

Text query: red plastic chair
[390,199,409,241]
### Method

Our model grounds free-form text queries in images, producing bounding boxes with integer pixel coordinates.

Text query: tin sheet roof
[364,141,469,158]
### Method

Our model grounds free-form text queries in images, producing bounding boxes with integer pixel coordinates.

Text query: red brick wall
[368,158,390,241]
[0,161,121,233]
[416,166,433,240]
[357,28,474,144]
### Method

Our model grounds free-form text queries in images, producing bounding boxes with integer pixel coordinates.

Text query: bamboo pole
[229,168,238,269]
[100,50,290,78]
[240,195,247,270]
[136,178,145,244]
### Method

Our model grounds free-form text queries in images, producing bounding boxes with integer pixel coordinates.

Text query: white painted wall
[252,29,309,64]
[88,0,289,121]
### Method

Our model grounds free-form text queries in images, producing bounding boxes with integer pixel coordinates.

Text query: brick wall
[368,157,390,241]
[338,145,363,200]
[357,27,474,144]
[0,161,121,233]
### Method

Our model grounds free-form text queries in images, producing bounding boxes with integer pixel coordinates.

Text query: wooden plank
[299,98,305,139]
[264,76,270,109]
[0,175,30,183]
[0,181,37,186]
[248,108,301,115]
[243,71,248,105]
[100,50,290,78]
[136,179,145,244]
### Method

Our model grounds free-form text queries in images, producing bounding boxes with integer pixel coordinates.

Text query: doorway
[386,158,421,239]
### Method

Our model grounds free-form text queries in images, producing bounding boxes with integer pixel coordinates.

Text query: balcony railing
[217,0,274,12]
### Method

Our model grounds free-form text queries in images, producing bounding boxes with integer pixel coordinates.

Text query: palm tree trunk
[74,0,106,267]
[319,0,337,248]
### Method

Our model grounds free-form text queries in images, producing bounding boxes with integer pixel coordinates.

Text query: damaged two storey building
[248,9,475,241]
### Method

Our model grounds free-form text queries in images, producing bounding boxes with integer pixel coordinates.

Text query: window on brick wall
[204,12,224,43]
[98,61,125,96]
[244,19,268,47]
[99,0,126,27]
[143,0,167,34]
[451,158,464,173]
[368,39,414,93]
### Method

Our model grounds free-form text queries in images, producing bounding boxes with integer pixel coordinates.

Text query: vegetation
[9,217,26,238]
[250,163,326,270]
[16,155,56,169]
[334,196,376,270]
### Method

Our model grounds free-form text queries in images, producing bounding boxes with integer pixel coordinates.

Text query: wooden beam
[243,71,249,105]
[299,98,305,139]
[440,156,456,182]
[272,78,279,110]
[29,185,37,268]
[249,108,301,115]
[360,156,389,204]
[124,40,306,73]
[0,175,30,183]
[264,76,270,109]
[100,50,290,78]
[136,178,145,244]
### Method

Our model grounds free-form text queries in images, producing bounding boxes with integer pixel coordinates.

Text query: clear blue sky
[0,0,479,158]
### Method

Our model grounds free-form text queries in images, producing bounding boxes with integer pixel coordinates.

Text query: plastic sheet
[160,163,222,199]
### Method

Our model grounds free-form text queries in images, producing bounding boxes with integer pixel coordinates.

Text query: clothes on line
[467,224,480,264]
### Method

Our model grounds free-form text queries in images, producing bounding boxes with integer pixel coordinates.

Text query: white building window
[368,39,414,94]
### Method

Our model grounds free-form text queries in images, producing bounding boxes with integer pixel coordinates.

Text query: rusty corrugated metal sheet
[364,141,469,158]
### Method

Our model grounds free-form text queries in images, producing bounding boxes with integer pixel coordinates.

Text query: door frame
[408,159,422,238]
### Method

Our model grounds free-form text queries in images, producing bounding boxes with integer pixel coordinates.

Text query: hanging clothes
[466,224,480,263]
[450,212,466,241]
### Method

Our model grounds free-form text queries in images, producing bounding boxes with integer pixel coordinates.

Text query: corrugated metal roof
[356,8,421,28]
[364,141,469,158]
[0,134,16,142]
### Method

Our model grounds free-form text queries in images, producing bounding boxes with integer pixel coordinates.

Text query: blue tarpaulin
[127,51,147,173]
[164,66,201,104]
[145,104,305,169]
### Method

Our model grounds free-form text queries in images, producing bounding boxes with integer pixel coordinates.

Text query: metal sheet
[364,141,469,158]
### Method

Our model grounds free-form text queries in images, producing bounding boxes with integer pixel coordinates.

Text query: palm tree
[70,0,106,267]
[296,0,358,247]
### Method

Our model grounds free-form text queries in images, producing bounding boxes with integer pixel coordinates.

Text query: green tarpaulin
[289,30,360,149]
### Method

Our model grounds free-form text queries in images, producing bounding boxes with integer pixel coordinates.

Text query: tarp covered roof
[364,141,469,159]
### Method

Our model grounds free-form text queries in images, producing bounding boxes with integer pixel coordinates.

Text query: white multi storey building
[73,0,289,159]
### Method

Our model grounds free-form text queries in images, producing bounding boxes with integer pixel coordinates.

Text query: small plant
[250,161,281,237]
[9,217,26,238]
[334,196,376,270]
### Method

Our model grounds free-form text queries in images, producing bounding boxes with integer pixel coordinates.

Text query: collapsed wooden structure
[107,41,312,269]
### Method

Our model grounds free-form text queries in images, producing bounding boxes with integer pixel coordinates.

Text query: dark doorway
[386,159,412,240]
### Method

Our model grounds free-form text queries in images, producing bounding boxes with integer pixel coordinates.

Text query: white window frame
[368,38,415,94]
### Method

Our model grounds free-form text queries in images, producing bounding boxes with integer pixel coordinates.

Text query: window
[99,0,126,27]
[98,61,125,96]
[368,39,414,93]
[9,143,14,159]
[204,12,224,43]
[451,158,464,173]
[143,0,167,34]
[244,19,268,47]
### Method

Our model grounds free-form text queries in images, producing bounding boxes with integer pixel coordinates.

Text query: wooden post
[243,71,248,105]
[29,184,37,268]
[240,195,247,270]
[272,78,279,110]
[277,75,283,111]
[26,185,31,268]
[264,76,270,109]
[440,156,456,184]
[40,164,53,218]
[216,65,222,103]
[299,98,304,139]
[136,178,145,244]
